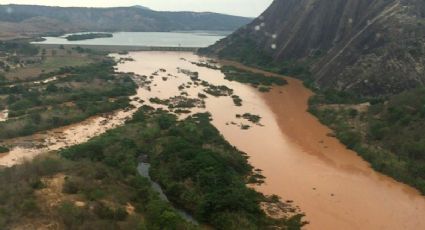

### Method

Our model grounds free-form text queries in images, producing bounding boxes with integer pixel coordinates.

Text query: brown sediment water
[220,60,425,229]
[114,52,425,230]
[0,87,145,167]
[1,51,425,229]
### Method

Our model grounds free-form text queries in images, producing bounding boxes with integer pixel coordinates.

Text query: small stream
[137,162,199,225]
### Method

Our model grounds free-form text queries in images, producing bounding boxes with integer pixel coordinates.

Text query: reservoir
[32,31,230,47]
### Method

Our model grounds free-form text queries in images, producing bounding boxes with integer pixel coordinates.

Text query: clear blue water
[32,31,230,47]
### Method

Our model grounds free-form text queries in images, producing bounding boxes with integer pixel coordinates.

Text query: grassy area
[41,55,91,70]
[1,42,128,140]
[0,60,136,139]
[0,41,105,84]
[4,47,96,82]
[309,87,425,194]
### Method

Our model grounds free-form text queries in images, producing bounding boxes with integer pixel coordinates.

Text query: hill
[0,4,252,39]
[131,5,152,11]
[203,0,425,98]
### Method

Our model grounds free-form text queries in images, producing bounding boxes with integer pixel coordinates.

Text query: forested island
[65,33,113,41]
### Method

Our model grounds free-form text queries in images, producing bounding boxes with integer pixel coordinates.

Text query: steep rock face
[207,0,425,97]
[0,5,251,36]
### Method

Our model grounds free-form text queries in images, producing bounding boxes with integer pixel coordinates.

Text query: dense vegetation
[0,60,136,139]
[65,33,113,41]
[0,106,305,229]
[149,96,205,110]
[0,146,9,153]
[0,41,40,73]
[0,150,196,229]
[59,107,305,229]
[231,95,242,106]
[310,87,425,194]
[237,113,262,124]
[221,66,287,92]
[199,36,312,81]
[199,36,274,68]
[0,41,39,56]
[203,84,234,97]
[0,39,309,229]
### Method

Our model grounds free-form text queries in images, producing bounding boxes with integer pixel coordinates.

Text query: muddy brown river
[0,88,146,167]
[1,51,425,229]
[116,52,425,230]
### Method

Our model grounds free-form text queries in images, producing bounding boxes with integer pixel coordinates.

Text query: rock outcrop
[205,0,425,97]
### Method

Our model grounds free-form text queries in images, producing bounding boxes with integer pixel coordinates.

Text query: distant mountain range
[131,5,152,11]
[205,0,425,97]
[0,4,252,39]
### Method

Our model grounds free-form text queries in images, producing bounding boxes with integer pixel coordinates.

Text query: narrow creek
[1,51,425,229]
[137,162,199,224]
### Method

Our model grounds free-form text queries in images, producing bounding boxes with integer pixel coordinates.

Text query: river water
[114,52,425,230]
[1,51,425,229]
[0,86,146,167]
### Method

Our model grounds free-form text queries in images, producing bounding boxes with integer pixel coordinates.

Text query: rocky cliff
[205,0,425,97]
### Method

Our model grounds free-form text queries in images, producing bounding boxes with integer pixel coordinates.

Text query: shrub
[62,177,80,194]
[0,146,9,153]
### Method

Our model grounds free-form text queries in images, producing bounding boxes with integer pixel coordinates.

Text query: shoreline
[33,44,200,52]
[218,59,425,229]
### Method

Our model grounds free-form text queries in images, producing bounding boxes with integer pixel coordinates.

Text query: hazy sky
[0,0,273,17]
